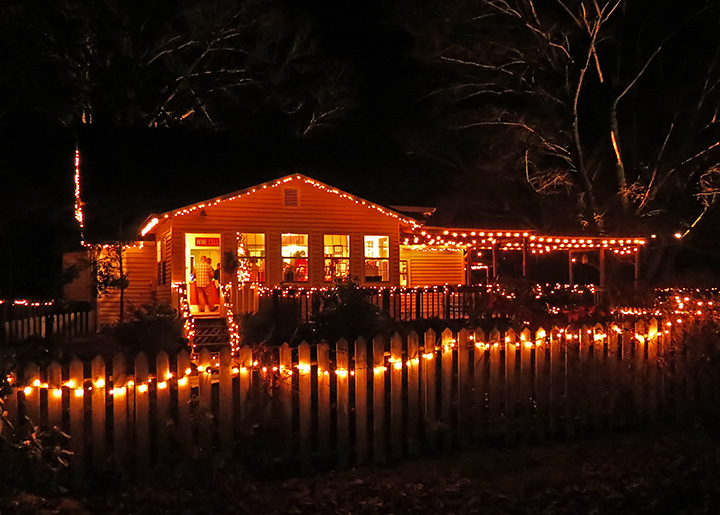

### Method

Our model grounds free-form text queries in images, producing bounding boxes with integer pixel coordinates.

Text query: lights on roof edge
[139,175,421,236]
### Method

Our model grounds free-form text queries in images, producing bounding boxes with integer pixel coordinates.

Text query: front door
[185,233,222,312]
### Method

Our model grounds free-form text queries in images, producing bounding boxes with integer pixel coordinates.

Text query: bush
[99,302,187,355]
[313,278,394,342]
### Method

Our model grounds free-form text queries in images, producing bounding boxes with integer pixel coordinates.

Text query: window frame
[281,233,309,282]
[363,235,390,283]
[323,234,350,282]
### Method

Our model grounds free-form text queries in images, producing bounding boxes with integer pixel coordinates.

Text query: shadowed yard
[2,423,719,514]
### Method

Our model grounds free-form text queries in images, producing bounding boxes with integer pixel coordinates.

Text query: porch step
[193,317,230,348]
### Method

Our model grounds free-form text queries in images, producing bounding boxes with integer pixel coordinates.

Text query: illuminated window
[399,260,408,287]
[239,233,265,283]
[364,236,389,282]
[324,235,350,282]
[282,233,309,282]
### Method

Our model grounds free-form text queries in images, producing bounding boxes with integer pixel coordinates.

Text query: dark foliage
[313,278,394,342]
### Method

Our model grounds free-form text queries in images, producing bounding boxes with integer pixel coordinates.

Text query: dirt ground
[2,423,719,514]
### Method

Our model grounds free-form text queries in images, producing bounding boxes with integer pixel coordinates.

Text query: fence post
[354,336,368,466]
[134,353,150,476]
[390,332,403,461]
[549,327,563,438]
[504,329,518,445]
[335,339,350,469]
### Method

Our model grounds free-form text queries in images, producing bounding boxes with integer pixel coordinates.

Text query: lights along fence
[1,318,692,477]
[0,302,96,345]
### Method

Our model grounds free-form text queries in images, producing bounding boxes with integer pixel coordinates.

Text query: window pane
[364,235,389,282]
[282,233,309,282]
[364,235,389,258]
[239,233,265,283]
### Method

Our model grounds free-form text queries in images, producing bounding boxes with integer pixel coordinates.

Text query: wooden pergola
[402,227,649,292]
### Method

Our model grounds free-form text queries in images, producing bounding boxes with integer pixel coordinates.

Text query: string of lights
[140,175,422,237]
[6,321,677,396]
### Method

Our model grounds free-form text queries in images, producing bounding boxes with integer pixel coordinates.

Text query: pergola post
[491,243,498,282]
[464,249,471,285]
[522,239,527,279]
[634,247,641,291]
[568,251,574,285]
[597,248,606,305]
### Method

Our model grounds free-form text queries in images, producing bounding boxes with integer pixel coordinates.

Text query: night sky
[2,0,720,297]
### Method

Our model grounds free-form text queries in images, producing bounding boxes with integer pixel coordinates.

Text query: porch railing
[257,285,517,323]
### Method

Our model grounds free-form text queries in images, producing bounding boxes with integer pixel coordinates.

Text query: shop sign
[195,237,220,247]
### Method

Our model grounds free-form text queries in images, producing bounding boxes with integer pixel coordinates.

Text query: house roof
[140,173,423,237]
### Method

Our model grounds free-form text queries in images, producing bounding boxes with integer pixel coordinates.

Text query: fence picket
[534,328,548,441]
[549,329,563,438]
[579,326,592,433]
[155,352,171,460]
[633,320,647,425]
[390,332,403,461]
[48,362,63,430]
[473,329,487,441]
[406,332,420,458]
[279,343,293,460]
[218,348,233,456]
[298,342,312,471]
[505,329,518,444]
[488,328,502,441]
[112,353,129,471]
[69,358,84,479]
[335,339,349,468]
[176,350,192,450]
[135,353,150,475]
[520,328,532,442]
[197,349,213,454]
[441,328,454,451]
[317,342,331,462]
[354,337,368,466]
[23,363,41,427]
[647,319,659,422]
[372,335,386,465]
[457,328,472,447]
[565,328,578,439]
[238,346,253,439]
[422,329,437,451]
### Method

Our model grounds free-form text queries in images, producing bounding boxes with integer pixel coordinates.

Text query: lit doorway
[185,233,222,314]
